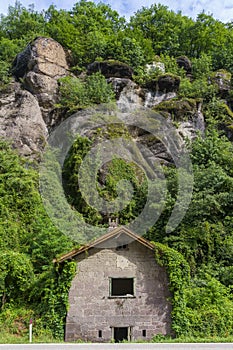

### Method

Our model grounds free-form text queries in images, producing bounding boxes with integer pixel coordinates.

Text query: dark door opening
[114,327,128,342]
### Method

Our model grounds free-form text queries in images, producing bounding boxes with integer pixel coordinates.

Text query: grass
[0,331,60,344]
[0,332,233,344]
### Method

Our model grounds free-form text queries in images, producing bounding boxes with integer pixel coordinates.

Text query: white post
[29,319,33,343]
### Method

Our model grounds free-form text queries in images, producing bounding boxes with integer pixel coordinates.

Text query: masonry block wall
[65,240,172,342]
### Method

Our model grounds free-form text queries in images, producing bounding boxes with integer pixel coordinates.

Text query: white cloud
[0,0,233,23]
[0,0,78,15]
[96,0,233,23]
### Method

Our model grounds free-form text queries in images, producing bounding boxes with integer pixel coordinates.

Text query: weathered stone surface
[153,98,205,140]
[157,74,180,93]
[212,70,231,97]
[65,239,171,342]
[144,90,177,108]
[12,37,69,123]
[12,36,69,79]
[176,56,192,74]
[24,71,58,95]
[0,82,47,160]
[114,79,144,111]
[107,77,132,99]
[2,38,205,163]
[87,60,133,79]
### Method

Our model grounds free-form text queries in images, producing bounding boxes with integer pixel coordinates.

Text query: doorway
[113,327,129,342]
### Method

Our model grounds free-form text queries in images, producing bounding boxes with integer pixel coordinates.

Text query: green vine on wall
[32,261,76,339]
[153,241,190,336]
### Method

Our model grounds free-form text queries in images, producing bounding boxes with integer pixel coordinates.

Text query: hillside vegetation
[0,0,233,342]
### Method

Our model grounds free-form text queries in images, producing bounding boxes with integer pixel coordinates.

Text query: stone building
[59,226,172,342]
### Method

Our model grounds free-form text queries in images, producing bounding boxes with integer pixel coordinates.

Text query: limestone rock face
[12,37,69,123]
[87,60,133,79]
[0,82,47,160]
[212,70,231,98]
[13,36,69,79]
[0,37,71,159]
[153,98,205,140]
[1,37,206,162]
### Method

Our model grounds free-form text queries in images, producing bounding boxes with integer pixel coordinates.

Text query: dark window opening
[114,327,128,342]
[98,330,102,338]
[142,329,146,337]
[116,244,128,251]
[111,278,134,296]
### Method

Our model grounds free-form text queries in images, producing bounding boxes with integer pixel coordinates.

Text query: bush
[191,54,213,79]
[57,72,115,112]
[0,61,11,87]
[179,77,217,100]
[185,274,233,337]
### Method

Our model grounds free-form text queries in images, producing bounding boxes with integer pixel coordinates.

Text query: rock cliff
[0,37,69,160]
[0,37,205,161]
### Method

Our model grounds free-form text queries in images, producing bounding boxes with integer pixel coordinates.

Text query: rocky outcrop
[0,37,206,162]
[110,75,179,111]
[12,37,69,123]
[0,37,71,159]
[176,56,192,74]
[0,82,47,160]
[211,70,231,98]
[87,60,133,79]
[13,36,69,79]
[153,98,205,140]
[157,74,180,93]
[114,79,144,112]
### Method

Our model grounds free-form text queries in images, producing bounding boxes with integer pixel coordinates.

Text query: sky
[0,0,233,23]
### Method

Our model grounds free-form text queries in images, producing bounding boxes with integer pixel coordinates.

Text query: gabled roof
[55,226,155,263]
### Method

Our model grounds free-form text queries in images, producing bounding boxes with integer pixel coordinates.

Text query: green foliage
[0,1,46,41]
[0,61,11,87]
[0,251,34,308]
[104,34,152,70]
[0,140,75,337]
[179,77,217,100]
[185,274,233,337]
[62,133,147,226]
[191,54,213,79]
[159,54,185,76]
[1,0,233,341]
[44,1,126,66]
[129,4,191,56]
[57,73,115,112]
[31,261,76,338]
[153,242,190,336]
[203,97,233,128]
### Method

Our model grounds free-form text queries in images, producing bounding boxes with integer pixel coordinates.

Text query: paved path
[0,343,232,350]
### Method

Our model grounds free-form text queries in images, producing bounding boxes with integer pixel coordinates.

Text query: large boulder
[12,36,69,79]
[87,60,133,79]
[176,56,192,74]
[157,74,180,93]
[12,37,69,122]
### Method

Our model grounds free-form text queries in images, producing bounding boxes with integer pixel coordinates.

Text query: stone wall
[65,240,172,342]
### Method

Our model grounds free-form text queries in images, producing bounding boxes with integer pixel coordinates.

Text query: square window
[110,278,134,297]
